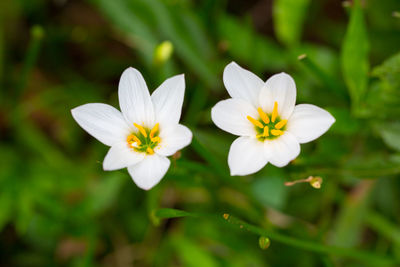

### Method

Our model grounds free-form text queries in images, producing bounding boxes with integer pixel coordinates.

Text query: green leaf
[367,52,400,117]
[154,208,399,265]
[372,52,400,91]
[171,236,218,267]
[155,208,193,219]
[0,192,12,231]
[252,171,288,209]
[328,107,361,136]
[341,0,369,110]
[331,181,374,248]
[376,122,400,151]
[84,172,126,216]
[218,15,287,72]
[273,0,311,47]
[140,0,218,87]
[89,0,158,64]
[366,211,400,247]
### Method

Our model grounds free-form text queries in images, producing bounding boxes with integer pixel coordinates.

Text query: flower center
[126,123,161,154]
[247,101,287,141]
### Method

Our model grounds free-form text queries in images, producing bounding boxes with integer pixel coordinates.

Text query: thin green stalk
[304,165,400,179]
[155,208,399,266]
[366,211,400,246]
[16,25,44,98]
[0,23,4,88]
[191,136,229,180]
[191,135,254,196]
[190,136,266,221]
[298,54,347,99]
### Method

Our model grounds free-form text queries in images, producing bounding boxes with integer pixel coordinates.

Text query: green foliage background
[1,0,400,266]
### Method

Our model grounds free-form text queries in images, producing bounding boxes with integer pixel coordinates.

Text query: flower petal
[127,154,171,190]
[156,124,192,156]
[228,136,268,176]
[71,103,131,146]
[264,132,300,167]
[259,72,297,119]
[103,142,145,171]
[151,74,185,127]
[118,67,155,127]
[287,104,335,144]
[211,98,258,136]
[223,62,264,107]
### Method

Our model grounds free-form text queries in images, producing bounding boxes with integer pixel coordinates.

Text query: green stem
[155,208,399,266]
[16,25,44,98]
[305,165,400,179]
[366,211,400,246]
[298,54,347,99]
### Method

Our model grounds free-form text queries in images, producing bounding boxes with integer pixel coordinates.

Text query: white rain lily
[211,62,335,176]
[71,67,192,190]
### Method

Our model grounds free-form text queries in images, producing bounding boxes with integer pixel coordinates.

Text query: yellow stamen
[132,135,142,145]
[146,147,154,154]
[256,126,269,139]
[257,108,270,124]
[127,134,141,145]
[150,123,159,138]
[271,129,284,136]
[271,101,278,123]
[151,136,160,143]
[275,120,287,130]
[134,123,147,137]
[263,126,269,137]
[247,116,264,128]
[127,134,134,143]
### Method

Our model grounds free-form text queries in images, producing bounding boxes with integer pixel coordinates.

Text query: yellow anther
[247,116,264,128]
[150,123,159,138]
[271,101,278,123]
[132,135,142,145]
[151,136,160,143]
[263,126,269,137]
[271,129,284,136]
[275,120,287,130]
[127,134,134,143]
[146,147,154,154]
[256,126,269,139]
[257,108,270,124]
[134,123,147,137]
[127,134,141,145]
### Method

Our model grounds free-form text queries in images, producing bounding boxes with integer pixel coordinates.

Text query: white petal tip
[273,72,294,80]
[136,184,154,191]
[271,162,288,168]
[70,107,79,117]
[329,115,336,124]
[229,169,252,176]
[123,67,142,77]
[102,162,113,171]
[224,61,239,71]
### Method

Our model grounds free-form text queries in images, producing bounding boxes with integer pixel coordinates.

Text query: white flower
[71,67,192,190]
[211,62,335,176]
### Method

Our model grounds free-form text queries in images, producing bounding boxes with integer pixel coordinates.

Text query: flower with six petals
[211,62,335,176]
[72,67,192,190]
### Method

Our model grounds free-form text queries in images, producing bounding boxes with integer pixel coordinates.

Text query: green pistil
[132,128,160,153]
[255,116,286,141]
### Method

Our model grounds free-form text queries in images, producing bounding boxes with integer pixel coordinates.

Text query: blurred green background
[1,0,400,266]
